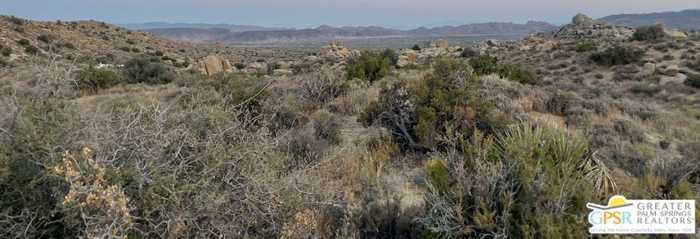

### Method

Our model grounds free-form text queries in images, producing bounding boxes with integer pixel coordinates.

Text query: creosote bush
[346,51,391,82]
[574,41,597,52]
[591,45,644,66]
[361,58,496,151]
[75,65,120,94]
[469,55,539,85]
[685,73,700,89]
[122,55,175,84]
[632,24,666,41]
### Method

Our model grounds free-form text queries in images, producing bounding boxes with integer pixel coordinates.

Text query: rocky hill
[144,21,557,44]
[600,9,700,30]
[0,15,195,67]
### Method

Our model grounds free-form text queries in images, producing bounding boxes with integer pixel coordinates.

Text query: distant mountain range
[137,21,557,43]
[599,9,700,30]
[120,22,288,32]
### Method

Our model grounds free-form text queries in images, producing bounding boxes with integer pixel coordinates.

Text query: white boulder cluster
[397,39,463,68]
[553,13,634,40]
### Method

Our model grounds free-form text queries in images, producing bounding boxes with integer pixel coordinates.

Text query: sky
[5,0,699,29]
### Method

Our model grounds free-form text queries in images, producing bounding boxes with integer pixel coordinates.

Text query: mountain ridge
[143,21,558,43]
[599,9,700,30]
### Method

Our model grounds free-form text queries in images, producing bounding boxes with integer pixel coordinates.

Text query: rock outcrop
[319,42,360,60]
[553,13,634,40]
[197,55,233,76]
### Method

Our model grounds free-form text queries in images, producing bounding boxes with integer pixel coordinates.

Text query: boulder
[642,63,656,76]
[197,55,232,77]
[319,42,360,61]
[247,62,268,72]
[553,13,634,40]
[660,73,687,85]
[273,69,294,76]
[664,28,688,38]
[664,64,680,76]
[572,13,594,27]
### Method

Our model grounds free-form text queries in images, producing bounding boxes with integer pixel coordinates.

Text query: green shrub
[122,55,174,84]
[630,82,661,96]
[16,39,30,46]
[346,51,391,82]
[574,41,597,52]
[633,24,665,41]
[75,65,120,94]
[420,123,603,238]
[381,48,399,66]
[24,45,39,55]
[425,158,449,193]
[412,44,421,51]
[233,62,246,70]
[460,47,480,58]
[37,34,53,44]
[590,46,644,66]
[497,64,539,85]
[469,55,500,75]
[1,45,11,57]
[362,58,494,150]
[469,55,539,85]
[685,73,700,88]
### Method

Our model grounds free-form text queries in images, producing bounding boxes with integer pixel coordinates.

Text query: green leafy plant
[590,46,644,66]
[346,51,391,82]
[574,41,597,52]
[75,65,120,94]
[632,24,666,41]
[122,55,174,84]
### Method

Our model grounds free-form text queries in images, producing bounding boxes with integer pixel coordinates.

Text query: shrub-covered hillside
[1,17,699,238]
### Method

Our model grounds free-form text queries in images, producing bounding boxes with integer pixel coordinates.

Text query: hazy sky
[5,0,699,29]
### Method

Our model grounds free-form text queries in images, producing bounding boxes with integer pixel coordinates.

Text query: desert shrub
[425,158,449,193]
[37,34,53,44]
[0,96,81,237]
[630,82,661,96]
[346,51,391,82]
[362,58,494,151]
[200,73,271,112]
[685,73,700,89]
[24,45,39,55]
[633,24,666,41]
[590,45,644,66]
[310,109,342,145]
[6,16,25,25]
[16,39,30,46]
[411,44,421,51]
[469,55,539,85]
[281,126,327,168]
[574,41,597,52]
[419,123,609,238]
[460,46,480,58]
[469,55,499,75]
[233,62,246,70]
[74,65,120,94]
[0,45,10,57]
[125,39,136,45]
[298,67,348,106]
[122,55,174,84]
[381,48,399,66]
[497,64,539,85]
